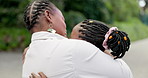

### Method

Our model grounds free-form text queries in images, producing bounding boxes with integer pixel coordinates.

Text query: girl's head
[71,19,130,59]
[24,0,66,36]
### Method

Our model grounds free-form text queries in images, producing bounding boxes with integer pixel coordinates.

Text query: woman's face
[51,8,67,37]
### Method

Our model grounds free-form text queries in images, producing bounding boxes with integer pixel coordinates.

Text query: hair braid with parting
[79,19,130,59]
[24,0,55,30]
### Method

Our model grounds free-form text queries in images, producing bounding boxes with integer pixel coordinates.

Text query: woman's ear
[44,10,52,23]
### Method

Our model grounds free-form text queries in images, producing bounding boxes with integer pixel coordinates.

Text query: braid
[79,19,130,59]
[24,0,55,30]
[107,31,130,59]
[79,19,109,52]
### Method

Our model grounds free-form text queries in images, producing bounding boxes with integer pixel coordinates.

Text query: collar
[31,31,67,42]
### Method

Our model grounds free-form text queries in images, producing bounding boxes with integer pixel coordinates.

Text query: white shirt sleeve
[72,40,107,78]
[72,40,133,78]
[72,40,99,61]
[117,59,134,78]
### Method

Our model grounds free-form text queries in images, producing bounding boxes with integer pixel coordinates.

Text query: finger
[38,72,47,78]
[29,75,32,78]
[31,73,39,78]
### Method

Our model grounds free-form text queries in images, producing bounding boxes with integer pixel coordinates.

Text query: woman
[28,19,132,78]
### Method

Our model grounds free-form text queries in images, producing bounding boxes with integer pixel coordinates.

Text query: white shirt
[22,31,133,78]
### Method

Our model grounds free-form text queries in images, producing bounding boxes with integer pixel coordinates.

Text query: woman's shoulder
[63,39,95,46]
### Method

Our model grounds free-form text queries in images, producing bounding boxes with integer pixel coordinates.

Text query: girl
[71,19,130,59]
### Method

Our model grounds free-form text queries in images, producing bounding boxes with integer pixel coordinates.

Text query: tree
[104,0,140,22]
[64,0,112,23]
[0,0,30,28]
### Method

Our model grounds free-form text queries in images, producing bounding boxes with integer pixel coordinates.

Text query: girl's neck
[104,50,116,58]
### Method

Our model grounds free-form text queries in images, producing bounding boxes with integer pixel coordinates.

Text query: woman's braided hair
[24,0,56,30]
[79,19,130,59]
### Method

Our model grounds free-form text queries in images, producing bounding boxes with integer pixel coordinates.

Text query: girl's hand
[29,72,47,78]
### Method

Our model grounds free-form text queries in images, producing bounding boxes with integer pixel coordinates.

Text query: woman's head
[71,19,130,59]
[24,0,66,36]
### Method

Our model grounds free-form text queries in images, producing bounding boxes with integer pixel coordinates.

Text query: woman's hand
[29,72,47,78]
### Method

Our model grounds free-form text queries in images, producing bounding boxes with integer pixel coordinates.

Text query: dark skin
[29,72,47,78]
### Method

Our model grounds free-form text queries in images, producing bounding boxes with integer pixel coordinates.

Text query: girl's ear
[44,10,52,23]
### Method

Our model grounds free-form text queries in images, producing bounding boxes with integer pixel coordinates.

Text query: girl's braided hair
[24,0,56,30]
[79,19,130,59]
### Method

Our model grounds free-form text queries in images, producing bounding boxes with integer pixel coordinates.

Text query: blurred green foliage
[0,28,31,51]
[0,0,148,51]
[114,18,148,41]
